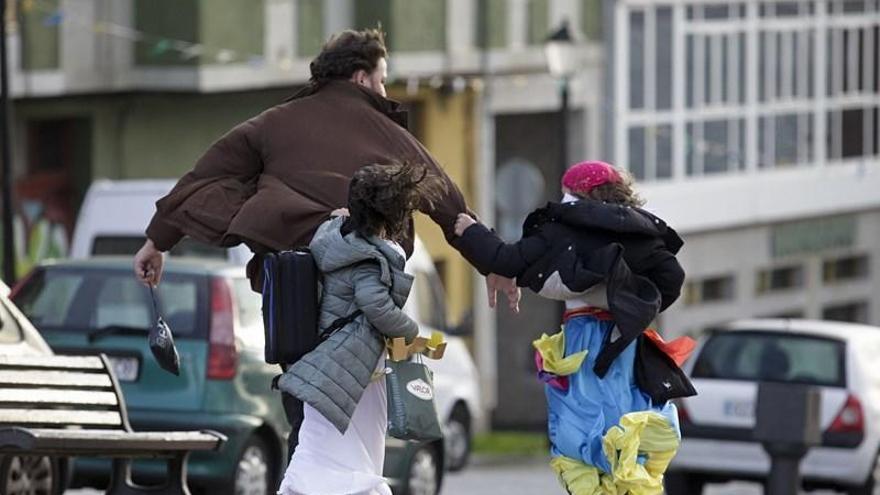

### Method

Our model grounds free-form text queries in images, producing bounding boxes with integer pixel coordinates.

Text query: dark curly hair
[309,29,387,85]
[346,162,447,243]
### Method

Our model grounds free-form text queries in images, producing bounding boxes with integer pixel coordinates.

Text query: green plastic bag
[385,358,443,441]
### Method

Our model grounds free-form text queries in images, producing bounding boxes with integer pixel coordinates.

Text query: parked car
[0,280,67,495]
[71,178,483,472]
[11,257,455,494]
[668,318,880,495]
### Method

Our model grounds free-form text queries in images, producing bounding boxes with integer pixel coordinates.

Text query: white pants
[278,377,390,495]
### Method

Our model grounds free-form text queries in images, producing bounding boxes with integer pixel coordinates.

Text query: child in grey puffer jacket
[278,162,446,495]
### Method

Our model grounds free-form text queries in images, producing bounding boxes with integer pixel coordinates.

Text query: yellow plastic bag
[551,410,680,495]
[532,329,588,376]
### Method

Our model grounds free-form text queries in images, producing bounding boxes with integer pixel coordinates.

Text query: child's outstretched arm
[351,263,419,342]
[454,213,551,280]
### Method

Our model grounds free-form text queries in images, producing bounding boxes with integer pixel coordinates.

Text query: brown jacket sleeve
[409,142,470,243]
[146,118,264,251]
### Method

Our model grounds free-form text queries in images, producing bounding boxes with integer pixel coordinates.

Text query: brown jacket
[146,81,468,288]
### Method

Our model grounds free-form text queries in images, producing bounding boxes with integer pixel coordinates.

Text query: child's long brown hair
[346,162,446,243]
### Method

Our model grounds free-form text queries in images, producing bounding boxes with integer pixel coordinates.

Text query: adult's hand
[134,239,164,287]
[486,273,521,313]
[454,213,477,236]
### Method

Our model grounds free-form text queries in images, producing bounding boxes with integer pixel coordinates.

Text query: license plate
[108,356,140,382]
[723,399,754,418]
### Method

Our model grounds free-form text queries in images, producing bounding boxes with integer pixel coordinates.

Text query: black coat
[457,199,686,378]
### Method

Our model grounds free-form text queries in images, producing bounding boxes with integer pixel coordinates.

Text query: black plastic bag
[148,286,181,376]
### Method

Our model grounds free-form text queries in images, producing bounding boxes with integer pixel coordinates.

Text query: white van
[71,179,482,471]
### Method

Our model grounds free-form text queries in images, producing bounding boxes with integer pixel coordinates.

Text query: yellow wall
[389,85,477,326]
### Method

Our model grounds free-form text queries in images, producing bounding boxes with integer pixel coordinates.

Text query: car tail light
[207,277,237,380]
[828,394,864,434]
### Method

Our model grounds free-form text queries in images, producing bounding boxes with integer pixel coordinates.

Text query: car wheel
[402,444,441,495]
[232,436,272,495]
[664,471,704,495]
[0,454,60,495]
[444,405,471,472]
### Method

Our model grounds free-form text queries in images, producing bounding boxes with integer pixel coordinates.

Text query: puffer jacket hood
[309,216,403,286]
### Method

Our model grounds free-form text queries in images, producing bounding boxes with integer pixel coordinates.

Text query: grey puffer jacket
[277,217,418,433]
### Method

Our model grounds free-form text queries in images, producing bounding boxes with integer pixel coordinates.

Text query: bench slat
[0,428,225,457]
[0,409,122,427]
[0,370,112,388]
[0,355,105,370]
[0,388,118,406]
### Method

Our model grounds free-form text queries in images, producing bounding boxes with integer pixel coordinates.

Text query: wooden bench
[0,354,226,494]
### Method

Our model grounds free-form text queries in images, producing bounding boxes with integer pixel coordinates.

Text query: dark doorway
[14,118,92,271]
[492,111,564,430]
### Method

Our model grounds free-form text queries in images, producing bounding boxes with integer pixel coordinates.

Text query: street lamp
[0,0,15,284]
[544,21,579,183]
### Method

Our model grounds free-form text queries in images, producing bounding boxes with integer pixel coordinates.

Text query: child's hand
[454,213,477,236]
[330,208,349,217]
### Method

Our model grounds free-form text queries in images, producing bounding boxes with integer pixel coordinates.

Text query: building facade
[7,0,873,431]
[608,0,880,340]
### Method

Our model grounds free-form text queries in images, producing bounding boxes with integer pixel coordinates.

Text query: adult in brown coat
[132,29,520,465]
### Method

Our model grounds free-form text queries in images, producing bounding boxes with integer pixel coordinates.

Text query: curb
[470,453,550,468]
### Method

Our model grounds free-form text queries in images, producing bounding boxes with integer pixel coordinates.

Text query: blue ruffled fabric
[545,315,672,473]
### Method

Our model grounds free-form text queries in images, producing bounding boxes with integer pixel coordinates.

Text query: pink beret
[561,161,621,195]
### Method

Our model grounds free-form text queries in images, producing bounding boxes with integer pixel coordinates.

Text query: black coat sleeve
[641,255,685,311]
[455,223,551,279]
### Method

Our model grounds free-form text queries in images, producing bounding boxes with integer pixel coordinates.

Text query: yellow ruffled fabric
[550,411,680,495]
[532,330,588,376]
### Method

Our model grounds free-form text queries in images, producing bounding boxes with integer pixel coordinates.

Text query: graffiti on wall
[0,173,74,278]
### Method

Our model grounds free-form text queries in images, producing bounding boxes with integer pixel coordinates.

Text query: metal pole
[559,76,570,182]
[765,456,802,495]
[0,0,16,284]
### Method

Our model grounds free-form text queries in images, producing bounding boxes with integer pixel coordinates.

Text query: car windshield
[691,330,846,387]
[12,267,206,338]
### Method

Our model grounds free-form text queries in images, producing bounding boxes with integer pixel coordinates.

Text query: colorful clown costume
[534,310,687,495]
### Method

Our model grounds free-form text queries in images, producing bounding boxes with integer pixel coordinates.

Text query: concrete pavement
[65,457,844,494]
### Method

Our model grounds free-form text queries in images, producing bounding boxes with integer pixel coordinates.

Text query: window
[0,300,23,344]
[93,236,227,260]
[411,270,447,331]
[297,0,324,58]
[93,278,155,330]
[526,0,550,46]
[13,268,205,337]
[476,0,508,48]
[19,0,60,70]
[629,10,645,110]
[692,331,845,387]
[764,309,805,319]
[756,265,805,294]
[233,278,264,349]
[684,275,736,305]
[615,1,879,180]
[823,301,870,324]
[12,270,84,327]
[823,254,870,284]
[581,0,603,41]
